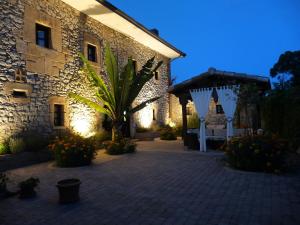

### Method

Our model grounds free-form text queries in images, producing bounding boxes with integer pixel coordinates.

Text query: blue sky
[109,0,300,83]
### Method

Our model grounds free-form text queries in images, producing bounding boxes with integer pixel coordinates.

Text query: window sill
[53,126,66,130]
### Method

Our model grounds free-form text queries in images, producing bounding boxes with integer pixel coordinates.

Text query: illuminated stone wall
[0,0,170,141]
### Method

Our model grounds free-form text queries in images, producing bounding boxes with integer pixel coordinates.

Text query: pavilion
[168,68,270,151]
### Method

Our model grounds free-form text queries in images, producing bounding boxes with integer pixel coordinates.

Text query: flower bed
[223,135,287,173]
[160,127,177,140]
[105,139,136,155]
[49,134,96,167]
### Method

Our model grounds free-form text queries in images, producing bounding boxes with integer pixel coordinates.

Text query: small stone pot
[56,179,81,204]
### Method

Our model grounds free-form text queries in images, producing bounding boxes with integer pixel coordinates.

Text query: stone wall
[0,0,170,141]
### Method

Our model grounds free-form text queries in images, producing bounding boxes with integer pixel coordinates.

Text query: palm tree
[69,45,162,141]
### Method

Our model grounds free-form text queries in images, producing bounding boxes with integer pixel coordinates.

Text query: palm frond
[119,58,134,114]
[105,45,118,100]
[128,58,163,106]
[129,96,161,114]
[79,52,116,110]
[69,93,113,118]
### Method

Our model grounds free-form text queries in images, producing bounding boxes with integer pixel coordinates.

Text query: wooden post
[179,95,188,146]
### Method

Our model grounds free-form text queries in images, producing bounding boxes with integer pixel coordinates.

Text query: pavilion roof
[169,68,271,96]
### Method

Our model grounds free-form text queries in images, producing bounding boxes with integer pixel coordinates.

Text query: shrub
[187,113,200,129]
[9,137,25,154]
[0,173,8,193]
[136,127,150,133]
[18,177,40,199]
[105,138,136,155]
[49,133,96,167]
[224,135,287,173]
[23,132,50,152]
[174,125,183,136]
[0,142,10,155]
[91,130,111,149]
[160,127,177,140]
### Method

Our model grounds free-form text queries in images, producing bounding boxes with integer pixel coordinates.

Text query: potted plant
[18,177,40,199]
[56,178,81,204]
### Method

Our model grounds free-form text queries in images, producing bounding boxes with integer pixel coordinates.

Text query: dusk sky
[109,0,300,83]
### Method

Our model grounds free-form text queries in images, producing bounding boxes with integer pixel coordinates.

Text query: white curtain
[216,86,239,140]
[190,88,212,152]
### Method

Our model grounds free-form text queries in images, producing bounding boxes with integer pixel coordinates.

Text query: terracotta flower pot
[56,179,81,204]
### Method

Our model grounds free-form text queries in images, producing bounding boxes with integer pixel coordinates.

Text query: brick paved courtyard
[1,140,300,225]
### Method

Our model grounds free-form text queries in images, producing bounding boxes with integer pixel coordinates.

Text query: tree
[270,50,300,87]
[236,84,262,133]
[69,45,162,141]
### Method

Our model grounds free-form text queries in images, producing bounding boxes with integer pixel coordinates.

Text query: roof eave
[96,0,186,59]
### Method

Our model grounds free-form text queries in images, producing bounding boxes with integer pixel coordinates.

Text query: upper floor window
[87,44,97,62]
[36,23,51,48]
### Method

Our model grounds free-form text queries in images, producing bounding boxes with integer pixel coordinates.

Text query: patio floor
[1,140,300,225]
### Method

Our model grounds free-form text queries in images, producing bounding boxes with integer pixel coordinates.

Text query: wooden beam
[179,94,188,146]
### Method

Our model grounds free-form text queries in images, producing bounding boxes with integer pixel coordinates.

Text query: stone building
[0,0,185,141]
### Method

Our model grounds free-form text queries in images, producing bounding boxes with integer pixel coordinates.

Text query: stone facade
[0,0,171,141]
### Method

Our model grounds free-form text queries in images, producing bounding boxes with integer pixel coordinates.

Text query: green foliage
[236,84,261,129]
[174,125,183,136]
[22,131,50,152]
[160,127,177,140]
[18,177,40,198]
[136,127,151,133]
[270,50,300,87]
[91,130,112,149]
[0,173,8,188]
[262,87,300,150]
[9,137,25,154]
[49,133,96,167]
[18,177,39,190]
[187,113,199,129]
[105,139,136,155]
[0,142,10,155]
[69,45,162,141]
[224,135,287,173]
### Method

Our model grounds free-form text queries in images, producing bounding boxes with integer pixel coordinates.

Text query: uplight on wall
[138,105,153,128]
[71,116,94,138]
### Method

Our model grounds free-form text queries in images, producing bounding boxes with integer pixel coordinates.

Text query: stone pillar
[179,95,188,146]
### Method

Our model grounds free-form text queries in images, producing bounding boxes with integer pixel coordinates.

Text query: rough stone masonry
[0,0,171,141]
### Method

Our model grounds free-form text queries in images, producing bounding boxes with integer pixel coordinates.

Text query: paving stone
[0,140,300,225]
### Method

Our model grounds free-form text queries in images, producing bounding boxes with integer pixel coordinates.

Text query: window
[153,109,156,121]
[216,104,224,114]
[154,71,159,80]
[87,44,97,62]
[54,104,64,127]
[15,68,27,83]
[36,24,51,48]
[12,90,27,98]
